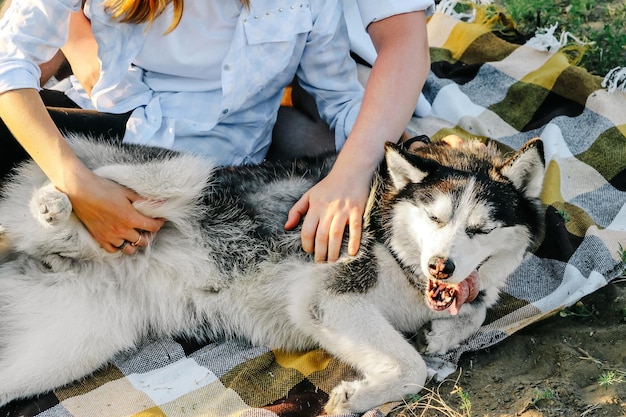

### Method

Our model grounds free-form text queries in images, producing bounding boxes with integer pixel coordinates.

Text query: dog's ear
[500,138,545,198]
[384,142,435,190]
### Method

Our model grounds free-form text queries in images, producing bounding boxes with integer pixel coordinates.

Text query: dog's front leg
[425,304,487,355]
[305,296,428,414]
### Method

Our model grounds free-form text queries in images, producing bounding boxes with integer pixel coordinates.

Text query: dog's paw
[424,317,466,355]
[425,327,461,355]
[425,312,485,355]
[325,375,424,415]
[31,185,72,227]
[325,380,365,415]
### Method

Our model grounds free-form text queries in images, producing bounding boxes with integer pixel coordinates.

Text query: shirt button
[223,64,231,71]
[222,109,229,115]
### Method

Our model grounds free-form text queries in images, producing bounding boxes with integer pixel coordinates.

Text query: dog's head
[379,139,545,315]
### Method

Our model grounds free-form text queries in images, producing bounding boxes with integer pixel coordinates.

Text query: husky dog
[0,136,544,413]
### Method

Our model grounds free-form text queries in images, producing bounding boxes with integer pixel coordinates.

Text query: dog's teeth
[427,279,459,311]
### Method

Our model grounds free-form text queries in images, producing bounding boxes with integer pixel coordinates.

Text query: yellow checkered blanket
[3,7,625,417]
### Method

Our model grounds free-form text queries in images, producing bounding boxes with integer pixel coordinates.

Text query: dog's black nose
[428,256,455,280]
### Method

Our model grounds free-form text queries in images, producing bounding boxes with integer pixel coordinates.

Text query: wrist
[50,153,94,197]
[331,149,381,187]
[338,134,386,170]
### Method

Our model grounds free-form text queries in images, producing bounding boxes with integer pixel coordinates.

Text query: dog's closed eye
[428,214,444,225]
[466,224,495,237]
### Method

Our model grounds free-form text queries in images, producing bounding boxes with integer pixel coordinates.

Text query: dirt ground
[396,280,626,417]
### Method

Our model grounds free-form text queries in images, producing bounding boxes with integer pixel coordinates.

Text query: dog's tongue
[448,270,479,316]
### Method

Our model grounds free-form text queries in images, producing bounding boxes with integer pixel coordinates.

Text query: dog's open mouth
[427,270,479,316]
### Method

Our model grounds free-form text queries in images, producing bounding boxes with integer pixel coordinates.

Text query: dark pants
[267,80,335,161]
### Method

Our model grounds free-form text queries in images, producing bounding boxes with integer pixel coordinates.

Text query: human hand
[284,169,370,263]
[67,172,164,254]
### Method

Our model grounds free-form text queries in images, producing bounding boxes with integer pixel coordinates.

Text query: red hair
[104,0,250,34]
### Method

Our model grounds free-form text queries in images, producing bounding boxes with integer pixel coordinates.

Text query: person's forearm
[339,11,430,170]
[39,50,68,86]
[0,88,90,191]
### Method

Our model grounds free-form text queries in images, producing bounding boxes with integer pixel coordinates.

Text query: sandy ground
[395,279,626,417]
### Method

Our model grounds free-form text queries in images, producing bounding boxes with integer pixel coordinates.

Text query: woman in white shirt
[0,0,435,263]
[0,0,364,254]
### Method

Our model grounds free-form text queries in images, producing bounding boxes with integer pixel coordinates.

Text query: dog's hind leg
[308,297,428,414]
[0,275,139,407]
[30,183,72,227]
[0,309,133,407]
[93,154,213,214]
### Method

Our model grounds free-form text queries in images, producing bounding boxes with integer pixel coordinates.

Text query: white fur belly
[190,260,321,351]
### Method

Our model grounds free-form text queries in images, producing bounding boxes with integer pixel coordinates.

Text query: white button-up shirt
[0,0,364,166]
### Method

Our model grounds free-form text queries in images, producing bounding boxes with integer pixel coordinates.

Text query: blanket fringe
[525,23,594,51]
[602,66,626,94]
[435,0,499,23]
[436,0,479,22]
[436,1,593,67]
[522,23,592,65]
[436,0,518,36]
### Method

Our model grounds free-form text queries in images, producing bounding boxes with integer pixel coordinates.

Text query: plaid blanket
[2,7,625,417]
[407,9,626,376]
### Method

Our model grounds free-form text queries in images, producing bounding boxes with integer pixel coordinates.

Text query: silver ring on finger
[130,234,142,247]
[115,240,128,251]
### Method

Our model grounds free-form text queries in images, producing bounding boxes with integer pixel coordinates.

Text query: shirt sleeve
[296,0,364,150]
[356,0,435,29]
[0,0,80,94]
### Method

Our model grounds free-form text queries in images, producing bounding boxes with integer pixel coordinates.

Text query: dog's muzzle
[427,271,479,316]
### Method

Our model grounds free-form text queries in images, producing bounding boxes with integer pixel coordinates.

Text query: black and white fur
[0,136,544,413]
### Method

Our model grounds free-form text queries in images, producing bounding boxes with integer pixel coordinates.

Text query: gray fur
[0,135,544,413]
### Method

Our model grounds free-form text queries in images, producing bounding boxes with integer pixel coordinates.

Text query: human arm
[0,89,163,252]
[0,1,162,252]
[38,50,68,86]
[30,6,101,95]
[285,10,430,262]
